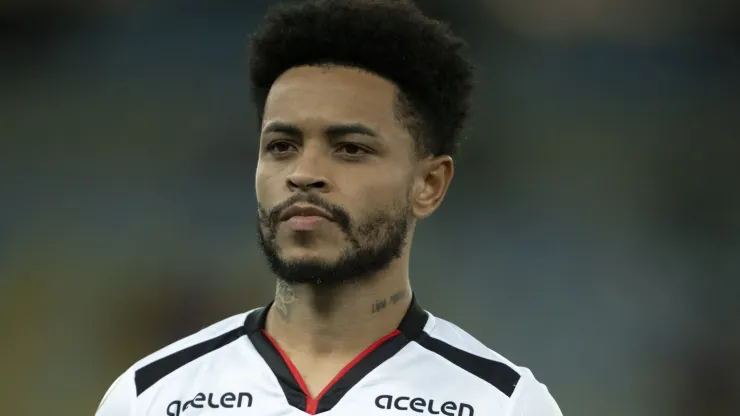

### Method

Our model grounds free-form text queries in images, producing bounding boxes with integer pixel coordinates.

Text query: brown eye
[267,141,296,154]
[337,143,368,156]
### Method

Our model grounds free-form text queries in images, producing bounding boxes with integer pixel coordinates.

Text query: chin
[268,254,346,286]
[278,247,342,265]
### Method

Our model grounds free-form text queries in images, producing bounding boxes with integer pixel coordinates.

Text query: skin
[255,65,454,395]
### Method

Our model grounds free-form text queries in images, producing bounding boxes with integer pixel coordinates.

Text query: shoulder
[95,311,255,415]
[130,311,251,380]
[418,313,563,415]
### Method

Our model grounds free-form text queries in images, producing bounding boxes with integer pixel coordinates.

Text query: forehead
[262,65,401,132]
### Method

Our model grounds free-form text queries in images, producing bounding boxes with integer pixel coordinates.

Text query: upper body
[97,0,562,414]
[96,299,561,416]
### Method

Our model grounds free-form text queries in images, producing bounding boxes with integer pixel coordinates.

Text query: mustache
[260,193,352,233]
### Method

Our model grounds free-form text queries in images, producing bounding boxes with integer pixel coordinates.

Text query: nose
[285,154,330,193]
[287,173,327,192]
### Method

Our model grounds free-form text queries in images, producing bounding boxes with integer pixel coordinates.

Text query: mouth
[279,204,333,222]
[279,204,333,231]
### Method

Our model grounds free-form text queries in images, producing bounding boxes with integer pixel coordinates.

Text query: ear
[411,155,454,219]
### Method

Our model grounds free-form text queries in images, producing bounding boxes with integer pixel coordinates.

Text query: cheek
[255,165,283,206]
[340,168,410,210]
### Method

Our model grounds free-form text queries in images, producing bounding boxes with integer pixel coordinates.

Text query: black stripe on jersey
[396,299,521,397]
[245,305,307,411]
[248,331,307,410]
[414,333,521,397]
[397,297,428,339]
[134,326,247,396]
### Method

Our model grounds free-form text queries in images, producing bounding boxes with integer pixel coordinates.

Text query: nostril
[287,179,326,191]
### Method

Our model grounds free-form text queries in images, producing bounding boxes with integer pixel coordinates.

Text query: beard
[257,193,409,286]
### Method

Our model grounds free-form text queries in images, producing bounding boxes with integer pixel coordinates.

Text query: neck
[264,262,412,357]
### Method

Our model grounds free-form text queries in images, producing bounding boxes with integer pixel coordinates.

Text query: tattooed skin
[274,280,297,321]
[371,289,409,314]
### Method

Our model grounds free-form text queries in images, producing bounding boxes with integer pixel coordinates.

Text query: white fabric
[96,309,562,416]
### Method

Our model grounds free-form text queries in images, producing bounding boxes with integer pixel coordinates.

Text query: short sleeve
[506,375,563,416]
[95,372,136,416]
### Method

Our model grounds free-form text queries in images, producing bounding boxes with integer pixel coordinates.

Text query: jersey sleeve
[506,375,563,416]
[95,372,136,416]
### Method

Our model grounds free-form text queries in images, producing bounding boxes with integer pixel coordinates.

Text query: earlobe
[412,156,454,219]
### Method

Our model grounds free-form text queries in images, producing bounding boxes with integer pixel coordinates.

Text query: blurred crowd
[1,1,738,415]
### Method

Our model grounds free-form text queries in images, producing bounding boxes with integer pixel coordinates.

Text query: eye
[266,140,296,154]
[336,143,369,156]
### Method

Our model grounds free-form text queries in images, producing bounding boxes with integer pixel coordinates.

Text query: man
[96,1,563,415]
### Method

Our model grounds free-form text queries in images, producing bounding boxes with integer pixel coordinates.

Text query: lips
[279,205,333,222]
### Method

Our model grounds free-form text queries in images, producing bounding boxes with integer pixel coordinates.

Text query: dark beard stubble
[257,193,410,286]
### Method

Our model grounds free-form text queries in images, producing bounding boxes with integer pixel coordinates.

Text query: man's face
[255,65,418,285]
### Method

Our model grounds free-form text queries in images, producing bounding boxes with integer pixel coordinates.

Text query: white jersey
[96,298,562,416]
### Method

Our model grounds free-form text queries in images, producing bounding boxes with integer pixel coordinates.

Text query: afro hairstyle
[249,0,474,157]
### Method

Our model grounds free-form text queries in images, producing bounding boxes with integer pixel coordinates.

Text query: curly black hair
[249,0,474,157]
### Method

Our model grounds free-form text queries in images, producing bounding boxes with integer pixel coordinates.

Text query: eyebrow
[261,121,379,138]
[261,121,302,136]
[325,123,378,138]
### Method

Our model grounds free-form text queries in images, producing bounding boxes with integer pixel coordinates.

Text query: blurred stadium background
[1,0,739,415]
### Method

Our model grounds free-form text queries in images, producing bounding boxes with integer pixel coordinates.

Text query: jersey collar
[243,295,428,414]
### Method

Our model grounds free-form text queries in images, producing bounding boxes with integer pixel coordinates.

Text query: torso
[128,300,528,416]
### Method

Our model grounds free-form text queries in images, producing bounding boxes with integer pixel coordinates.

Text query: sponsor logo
[375,395,474,416]
[166,392,253,416]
